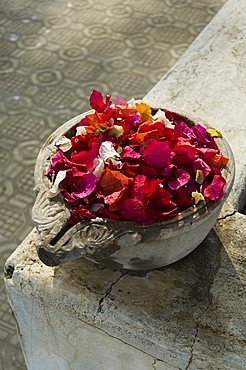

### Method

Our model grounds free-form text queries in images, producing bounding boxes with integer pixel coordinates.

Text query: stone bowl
[32,107,235,270]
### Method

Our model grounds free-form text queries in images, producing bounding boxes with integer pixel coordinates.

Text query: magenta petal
[144,140,172,168]
[192,124,210,144]
[51,150,72,172]
[126,114,141,129]
[122,146,141,159]
[71,173,97,199]
[162,164,176,179]
[204,175,226,201]
[115,96,127,105]
[90,90,106,112]
[168,169,190,190]
[77,117,89,127]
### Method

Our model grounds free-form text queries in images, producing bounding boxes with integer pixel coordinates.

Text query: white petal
[99,141,120,163]
[152,109,166,122]
[76,126,87,136]
[128,98,136,108]
[49,170,67,197]
[55,136,72,152]
[92,158,104,180]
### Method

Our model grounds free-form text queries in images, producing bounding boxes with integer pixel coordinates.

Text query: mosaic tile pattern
[0,0,227,368]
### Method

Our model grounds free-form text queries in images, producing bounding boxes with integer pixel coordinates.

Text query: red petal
[173,142,198,158]
[104,188,126,211]
[119,198,148,223]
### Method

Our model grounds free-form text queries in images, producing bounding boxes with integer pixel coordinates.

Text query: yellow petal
[192,191,205,204]
[136,102,152,120]
[207,128,222,138]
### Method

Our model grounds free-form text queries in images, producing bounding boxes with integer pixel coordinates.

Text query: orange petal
[101,168,133,194]
[210,154,229,169]
[134,130,159,145]
[121,108,138,117]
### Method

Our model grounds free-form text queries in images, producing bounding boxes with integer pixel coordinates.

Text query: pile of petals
[47,90,229,225]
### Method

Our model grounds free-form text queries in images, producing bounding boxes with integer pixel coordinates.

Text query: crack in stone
[97,271,128,314]
[185,325,199,370]
[217,210,236,221]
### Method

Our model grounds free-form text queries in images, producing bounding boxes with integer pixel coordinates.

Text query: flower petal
[76,126,87,136]
[152,109,167,123]
[110,125,124,138]
[119,198,147,222]
[89,89,111,113]
[99,141,121,163]
[121,146,141,160]
[207,128,222,138]
[49,170,67,197]
[55,136,72,152]
[192,191,205,204]
[104,188,126,211]
[168,169,190,190]
[50,150,72,172]
[92,157,104,180]
[101,168,133,194]
[144,139,172,168]
[192,124,210,144]
[204,175,226,201]
[71,173,97,199]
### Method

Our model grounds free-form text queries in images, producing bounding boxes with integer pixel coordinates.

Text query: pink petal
[193,158,211,177]
[115,96,127,105]
[121,146,141,160]
[204,175,226,201]
[168,169,190,190]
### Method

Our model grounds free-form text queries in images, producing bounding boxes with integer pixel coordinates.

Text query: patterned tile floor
[0,0,227,368]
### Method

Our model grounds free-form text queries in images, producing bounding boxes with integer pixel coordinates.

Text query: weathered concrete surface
[4,0,246,369]
[7,289,177,370]
[144,0,246,212]
[4,211,246,369]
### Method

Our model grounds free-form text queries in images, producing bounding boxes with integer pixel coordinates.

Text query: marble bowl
[32,108,235,270]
